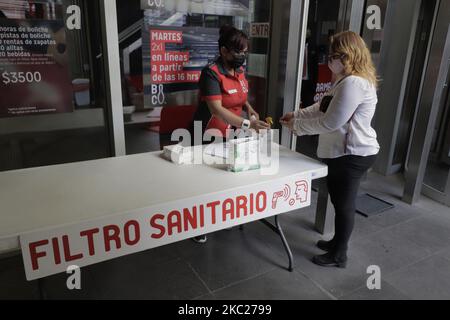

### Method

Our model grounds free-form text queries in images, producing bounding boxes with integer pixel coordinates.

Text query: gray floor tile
[135,243,185,265]
[415,195,450,217]
[349,228,430,275]
[387,215,450,254]
[277,213,325,244]
[386,255,450,300]
[181,227,280,292]
[0,255,39,300]
[264,218,325,262]
[293,254,369,299]
[360,172,405,198]
[429,210,450,222]
[440,246,450,261]
[427,208,450,225]
[96,257,208,300]
[239,215,322,273]
[210,268,332,300]
[249,210,381,298]
[192,293,215,300]
[39,265,102,300]
[361,202,424,229]
[42,254,208,300]
[341,281,410,300]
[258,214,371,298]
[351,214,384,240]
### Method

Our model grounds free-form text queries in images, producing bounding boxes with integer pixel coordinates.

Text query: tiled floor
[1,172,450,300]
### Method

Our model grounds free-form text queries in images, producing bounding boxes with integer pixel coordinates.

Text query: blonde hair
[330,31,379,88]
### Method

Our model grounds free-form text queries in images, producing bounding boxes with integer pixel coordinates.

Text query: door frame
[420,25,450,206]
[263,0,309,149]
[337,0,366,33]
[101,0,128,157]
[280,0,366,150]
[403,0,450,205]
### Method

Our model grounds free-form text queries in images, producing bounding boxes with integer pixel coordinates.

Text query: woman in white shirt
[281,31,380,268]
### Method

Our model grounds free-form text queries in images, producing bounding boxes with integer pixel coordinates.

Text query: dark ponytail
[218,25,248,52]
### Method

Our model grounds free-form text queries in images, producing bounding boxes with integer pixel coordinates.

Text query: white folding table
[0,144,328,287]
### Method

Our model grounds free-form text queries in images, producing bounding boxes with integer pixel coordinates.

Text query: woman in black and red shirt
[192,26,269,141]
[191,26,269,243]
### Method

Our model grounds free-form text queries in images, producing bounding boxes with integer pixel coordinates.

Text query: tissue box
[228,137,260,172]
[163,145,193,165]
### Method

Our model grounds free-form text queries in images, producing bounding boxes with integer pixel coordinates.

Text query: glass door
[294,0,394,159]
[403,0,450,206]
[393,0,437,172]
[115,0,272,154]
[295,0,357,158]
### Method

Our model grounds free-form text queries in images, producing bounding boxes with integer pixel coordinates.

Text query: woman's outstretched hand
[280,112,295,123]
[280,112,295,131]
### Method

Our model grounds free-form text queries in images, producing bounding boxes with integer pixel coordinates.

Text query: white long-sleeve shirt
[294,75,380,159]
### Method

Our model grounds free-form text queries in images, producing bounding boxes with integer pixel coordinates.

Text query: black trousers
[323,154,378,259]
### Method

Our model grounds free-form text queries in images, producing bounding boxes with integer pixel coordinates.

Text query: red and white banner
[20,174,311,281]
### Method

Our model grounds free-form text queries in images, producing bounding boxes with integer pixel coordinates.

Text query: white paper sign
[20,173,311,281]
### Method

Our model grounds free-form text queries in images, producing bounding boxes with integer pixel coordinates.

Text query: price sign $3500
[1,70,42,85]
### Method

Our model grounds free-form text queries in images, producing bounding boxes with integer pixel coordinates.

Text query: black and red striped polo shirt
[193,58,248,137]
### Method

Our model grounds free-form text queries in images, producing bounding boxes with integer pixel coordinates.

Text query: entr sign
[250,23,270,39]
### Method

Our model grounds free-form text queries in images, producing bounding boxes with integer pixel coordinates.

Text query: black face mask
[229,55,246,69]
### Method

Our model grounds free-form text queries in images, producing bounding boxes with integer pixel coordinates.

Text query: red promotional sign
[150,29,201,84]
[314,63,333,103]
[143,25,218,107]
[0,19,73,118]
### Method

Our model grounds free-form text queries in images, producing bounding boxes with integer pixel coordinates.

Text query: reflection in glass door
[295,0,391,159]
[423,60,450,205]
[418,5,450,206]
[393,0,437,171]
[0,0,113,172]
[296,0,346,158]
[116,0,271,154]
[360,0,388,69]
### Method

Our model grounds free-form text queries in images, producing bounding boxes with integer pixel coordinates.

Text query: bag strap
[333,76,357,124]
[334,75,349,89]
